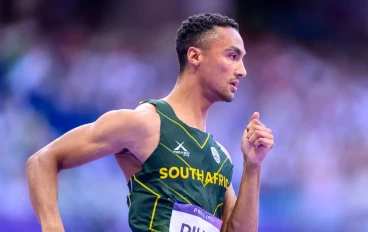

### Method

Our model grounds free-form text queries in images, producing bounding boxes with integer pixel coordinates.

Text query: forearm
[26,152,64,231]
[226,158,261,232]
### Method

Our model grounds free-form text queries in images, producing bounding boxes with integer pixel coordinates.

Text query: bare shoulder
[114,102,160,161]
[134,102,160,129]
[100,103,158,130]
[135,102,158,114]
[90,103,159,150]
[215,141,233,163]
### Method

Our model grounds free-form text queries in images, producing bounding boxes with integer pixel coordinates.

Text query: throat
[163,85,213,132]
[163,101,209,132]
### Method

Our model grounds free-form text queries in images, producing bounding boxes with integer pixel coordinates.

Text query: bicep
[37,110,148,170]
[44,123,114,170]
[221,184,237,227]
[216,142,236,229]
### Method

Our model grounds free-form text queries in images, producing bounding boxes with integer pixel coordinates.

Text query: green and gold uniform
[126,100,233,231]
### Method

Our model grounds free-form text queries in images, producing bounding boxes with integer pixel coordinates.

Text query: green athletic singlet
[126,99,233,232]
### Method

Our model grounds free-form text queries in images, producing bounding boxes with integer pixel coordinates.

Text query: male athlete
[27,13,274,232]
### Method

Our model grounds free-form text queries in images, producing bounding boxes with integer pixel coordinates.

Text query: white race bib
[169,203,222,232]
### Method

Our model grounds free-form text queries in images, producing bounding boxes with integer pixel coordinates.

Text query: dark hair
[176,13,239,73]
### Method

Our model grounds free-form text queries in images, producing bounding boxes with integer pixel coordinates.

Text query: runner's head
[176,13,247,102]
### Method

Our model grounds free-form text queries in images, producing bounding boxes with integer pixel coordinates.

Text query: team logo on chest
[173,141,190,157]
[210,147,220,164]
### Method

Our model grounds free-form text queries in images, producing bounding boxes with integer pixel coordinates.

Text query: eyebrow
[225,46,246,60]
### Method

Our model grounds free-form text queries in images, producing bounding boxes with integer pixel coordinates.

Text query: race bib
[169,203,222,232]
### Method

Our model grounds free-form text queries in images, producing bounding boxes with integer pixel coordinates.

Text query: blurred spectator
[1,1,367,231]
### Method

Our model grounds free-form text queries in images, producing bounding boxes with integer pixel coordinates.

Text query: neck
[163,73,213,132]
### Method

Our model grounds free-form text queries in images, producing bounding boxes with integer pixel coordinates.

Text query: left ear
[187,46,204,68]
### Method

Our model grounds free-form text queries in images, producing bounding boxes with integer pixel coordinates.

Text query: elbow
[26,151,61,174]
[26,154,39,181]
[26,154,39,173]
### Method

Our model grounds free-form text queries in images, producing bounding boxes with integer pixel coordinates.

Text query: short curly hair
[176,13,239,73]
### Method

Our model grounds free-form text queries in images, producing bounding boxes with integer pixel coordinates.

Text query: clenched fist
[241,112,274,164]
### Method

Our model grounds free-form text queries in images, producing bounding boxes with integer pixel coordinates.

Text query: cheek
[218,56,233,70]
[211,57,230,73]
[201,57,231,83]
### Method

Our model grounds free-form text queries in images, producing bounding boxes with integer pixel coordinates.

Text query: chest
[142,130,232,190]
[160,136,227,172]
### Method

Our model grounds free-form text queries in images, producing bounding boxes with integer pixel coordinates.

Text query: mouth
[229,80,239,87]
[229,80,239,92]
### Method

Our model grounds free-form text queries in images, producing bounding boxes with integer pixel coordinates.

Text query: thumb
[250,112,260,120]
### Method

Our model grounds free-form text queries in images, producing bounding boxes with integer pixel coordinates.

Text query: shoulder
[94,103,159,137]
[215,141,233,163]
[92,103,160,155]
[108,102,157,119]
[99,102,157,122]
[135,102,158,114]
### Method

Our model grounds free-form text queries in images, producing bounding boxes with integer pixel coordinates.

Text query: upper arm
[33,106,157,170]
[216,142,237,227]
[222,184,237,229]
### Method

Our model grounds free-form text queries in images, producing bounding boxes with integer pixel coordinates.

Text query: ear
[187,46,203,68]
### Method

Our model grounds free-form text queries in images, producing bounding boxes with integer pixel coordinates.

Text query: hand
[241,112,274,165]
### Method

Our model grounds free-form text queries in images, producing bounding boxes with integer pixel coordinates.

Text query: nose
[235,62,247,79]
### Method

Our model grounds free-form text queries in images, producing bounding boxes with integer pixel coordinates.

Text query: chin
[220,93,234,102]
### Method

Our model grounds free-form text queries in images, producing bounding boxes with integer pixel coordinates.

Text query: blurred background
[1,0,368,231]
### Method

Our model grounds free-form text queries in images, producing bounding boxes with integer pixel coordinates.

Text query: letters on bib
[169,203,222,232]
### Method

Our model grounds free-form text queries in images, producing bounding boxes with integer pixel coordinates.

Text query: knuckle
[255,130,262,137]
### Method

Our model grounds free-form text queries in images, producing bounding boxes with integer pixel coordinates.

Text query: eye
[229,54,237,60]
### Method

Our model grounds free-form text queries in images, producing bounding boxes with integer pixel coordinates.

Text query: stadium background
[0,0,367,231]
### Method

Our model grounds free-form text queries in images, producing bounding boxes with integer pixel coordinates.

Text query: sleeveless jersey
[126,99,233,232]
